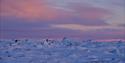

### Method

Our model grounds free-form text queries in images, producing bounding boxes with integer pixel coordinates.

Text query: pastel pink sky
[0,0,125,40]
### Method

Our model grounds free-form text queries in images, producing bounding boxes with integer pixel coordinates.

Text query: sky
[0,0,125,40]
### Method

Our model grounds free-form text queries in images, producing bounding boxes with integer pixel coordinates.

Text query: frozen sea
[0,39,125,63]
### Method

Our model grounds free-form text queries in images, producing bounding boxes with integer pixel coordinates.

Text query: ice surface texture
[0,39,125,63]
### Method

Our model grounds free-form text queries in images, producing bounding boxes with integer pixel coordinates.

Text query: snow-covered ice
[0,39,125,63]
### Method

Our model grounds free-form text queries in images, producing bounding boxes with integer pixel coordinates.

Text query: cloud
[106,10,125,26]
[1,0,53,19]
[51,24,125,31]
[69,4,111,20]
[1,0,124,26]
[0,0,125,40]
[0,0,111,21]
[81,0,125,26]
[0,0,73,20]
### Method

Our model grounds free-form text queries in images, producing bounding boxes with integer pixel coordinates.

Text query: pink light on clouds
[97,39,125,42]
[0,0,125,40]
[0,0,112,21]
[0,0,73,20]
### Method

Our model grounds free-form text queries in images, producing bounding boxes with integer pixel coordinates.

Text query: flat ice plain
[0,38,125,63]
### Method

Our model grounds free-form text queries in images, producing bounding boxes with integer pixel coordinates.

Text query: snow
[0,39,125,63]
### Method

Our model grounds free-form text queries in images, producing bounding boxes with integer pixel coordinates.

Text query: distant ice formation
[0,38,125,63]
